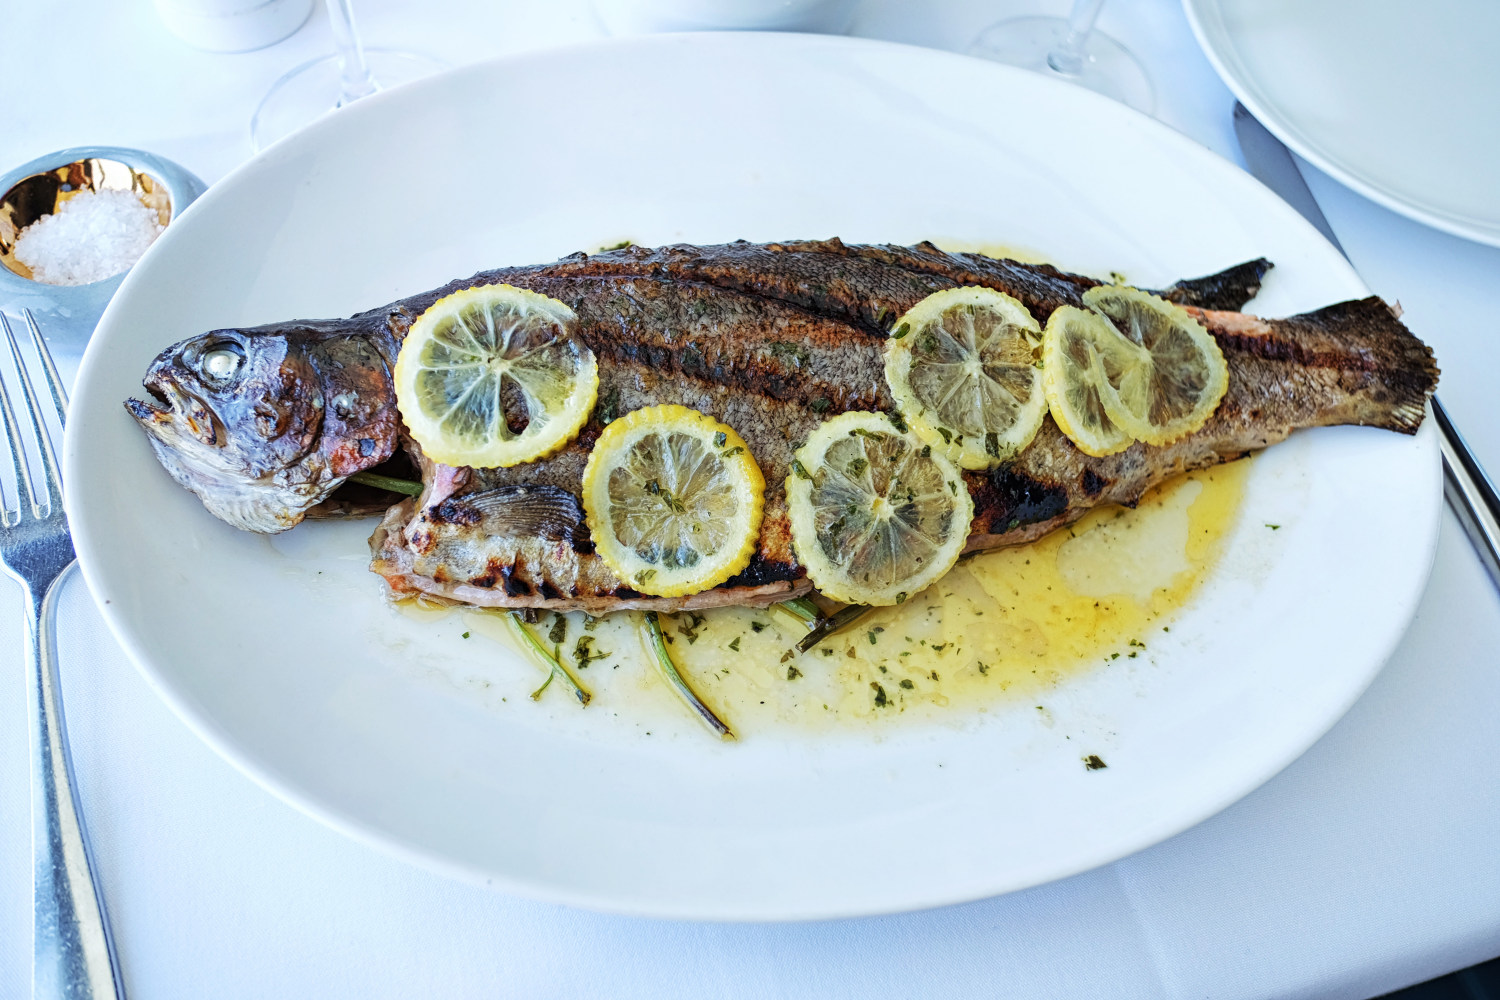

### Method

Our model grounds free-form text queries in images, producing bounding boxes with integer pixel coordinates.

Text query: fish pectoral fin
[421,484,585,543]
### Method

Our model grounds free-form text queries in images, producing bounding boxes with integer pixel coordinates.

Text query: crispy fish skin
[126,240,1436,612]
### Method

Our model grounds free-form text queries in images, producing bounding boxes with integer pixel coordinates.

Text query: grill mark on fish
[128,241,1438,613]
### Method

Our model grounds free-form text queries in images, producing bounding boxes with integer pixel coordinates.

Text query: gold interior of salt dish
[0,158,172,281]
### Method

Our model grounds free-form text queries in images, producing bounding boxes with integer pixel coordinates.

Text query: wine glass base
[251,49,447,151]
[968,16,1155,114]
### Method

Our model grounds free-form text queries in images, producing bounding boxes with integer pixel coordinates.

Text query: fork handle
[1434,398,1500,593]
[29,561,124,1000]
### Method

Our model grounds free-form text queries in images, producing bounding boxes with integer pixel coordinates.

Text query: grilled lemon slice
[786,411,973,606]
[1078,285,1228,447]
[1041,305,1136,457]
[581,405,765,597]
[393,284,598,468]
[884,286,1047,470]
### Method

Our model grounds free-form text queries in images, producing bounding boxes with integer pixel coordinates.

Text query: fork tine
[23,309,69,421]
[0,316,37,524]
[0,312,63,515]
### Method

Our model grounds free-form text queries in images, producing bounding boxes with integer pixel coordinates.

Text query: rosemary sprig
[642,611,733,740]
[504,612,591,706]
[794,604,873,654]
[347,471,423,496]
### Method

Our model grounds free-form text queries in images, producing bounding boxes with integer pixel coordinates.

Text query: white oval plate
[1183,0,1500,247]
[65,33,1439,921]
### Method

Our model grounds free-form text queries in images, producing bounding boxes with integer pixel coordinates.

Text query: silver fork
[0,310,124,1000]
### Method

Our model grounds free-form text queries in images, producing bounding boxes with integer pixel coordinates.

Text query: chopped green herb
[675,611,706,644]
[786,665,803,680]
[768,341,810,365]
[891,322,910,340]
[887,411,908,433]
[728,636,741,652]
[1084,755,1108,770]
[899,679,914,690]
[791,459,812,481]
[871,682,889,707]
[595,386,620,426]
[1266,523,1281,530]
[461,631,470,639]
[547,613,568,646]
[572,635,610,669]
[810,396,832,413]
[714,430,727,447]
[751,621,768,633]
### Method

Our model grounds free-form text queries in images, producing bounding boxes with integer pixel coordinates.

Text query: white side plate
[1183,0,1500,247]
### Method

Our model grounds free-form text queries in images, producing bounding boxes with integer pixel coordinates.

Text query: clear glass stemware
[250,0,445,151]
[968,0,1155,113]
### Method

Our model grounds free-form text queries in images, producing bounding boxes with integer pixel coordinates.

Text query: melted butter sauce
[398,460,1251,735]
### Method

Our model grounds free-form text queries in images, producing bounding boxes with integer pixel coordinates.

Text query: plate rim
[1180,0,1500,248]
[63,30,1444,920]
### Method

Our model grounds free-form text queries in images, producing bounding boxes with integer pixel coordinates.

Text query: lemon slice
[786,411,973,606]
[393,284,598,468]
[1041,305,1136,457]
[1079,285,1229,447]
[581,404,765,597]
[884,286,1047,470]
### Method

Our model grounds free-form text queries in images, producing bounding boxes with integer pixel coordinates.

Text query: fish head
[125,327,398,532]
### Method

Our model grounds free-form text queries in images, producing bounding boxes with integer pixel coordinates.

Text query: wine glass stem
[326,0,377,106]
[1047,0,1107,77]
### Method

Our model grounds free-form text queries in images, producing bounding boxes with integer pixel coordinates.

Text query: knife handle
[1433,396,1500,591]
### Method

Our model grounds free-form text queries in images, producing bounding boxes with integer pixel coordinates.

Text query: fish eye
[201,342,245,382]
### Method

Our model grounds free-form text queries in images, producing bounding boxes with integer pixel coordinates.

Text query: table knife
[1232,102,1500,592]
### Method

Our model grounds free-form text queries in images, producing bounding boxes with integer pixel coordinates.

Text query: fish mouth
[127,375,220,447]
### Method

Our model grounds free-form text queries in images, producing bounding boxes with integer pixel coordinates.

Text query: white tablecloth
[4,2,1499,997]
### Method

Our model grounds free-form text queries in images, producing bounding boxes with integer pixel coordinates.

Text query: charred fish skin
[126,240,1438,612]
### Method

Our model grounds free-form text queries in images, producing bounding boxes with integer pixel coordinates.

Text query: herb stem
[348,471,424,496]
[504,612,591,706]
[795,604,873,654]
[642,612,733,740]
[772,597,823,629]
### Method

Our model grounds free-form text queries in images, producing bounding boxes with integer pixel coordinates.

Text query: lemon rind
[393,283,599,469]
[580,404,766,598]
[785,410,974,607]
[884,286,1047,470]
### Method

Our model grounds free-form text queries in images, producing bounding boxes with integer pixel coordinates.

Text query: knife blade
[1232,101,1500,592]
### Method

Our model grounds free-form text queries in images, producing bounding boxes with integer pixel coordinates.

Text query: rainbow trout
[126,239,1438,612]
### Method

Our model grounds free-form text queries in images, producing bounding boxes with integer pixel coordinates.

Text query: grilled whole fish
[126,239,1438,613]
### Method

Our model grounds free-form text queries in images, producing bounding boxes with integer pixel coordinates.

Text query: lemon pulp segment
[581,404,765,598]
[786,411,973,606]
[884,286,1047,470]
[393,283,598,468]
